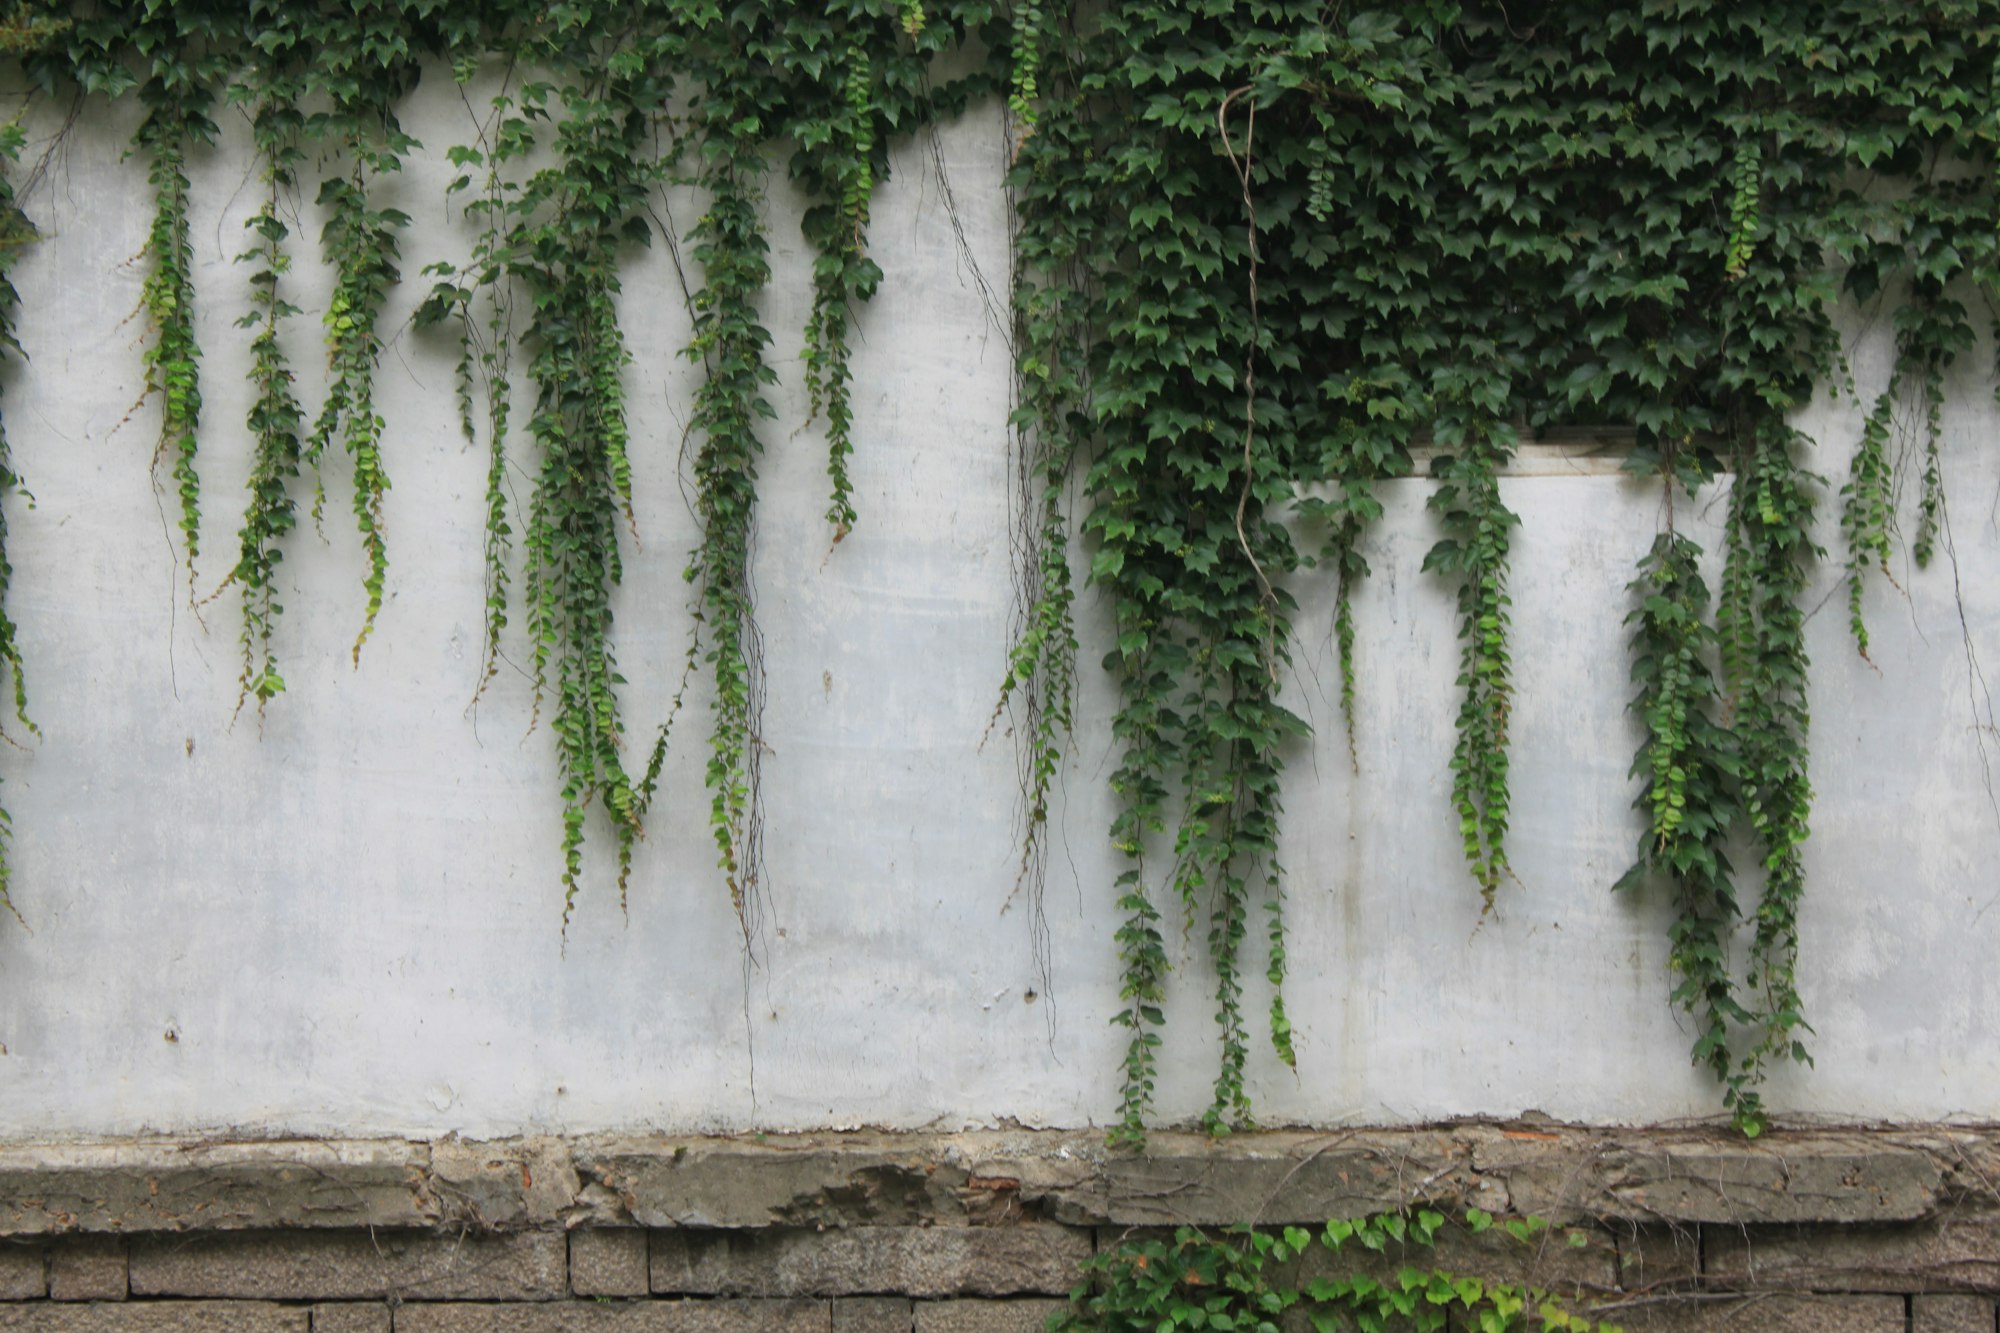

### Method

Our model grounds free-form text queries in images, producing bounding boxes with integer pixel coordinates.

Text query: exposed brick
[49,1237,126,1302]
[128,1231,564,1302]
[573,1232,649,1298]
[1913,1294,1997,1333]
[1708,1212,2000,1292]
[651,1227,1089,1298]
[0,1244,43,1300]
[1591,1292,1906,1331]
[393,1299,831,1331]
[912,1300,1065,1333]
[0,1302,309,1330]
[1612,1225,1699,1292]
[311,1304,390,1333]
[833,1297,912,1332]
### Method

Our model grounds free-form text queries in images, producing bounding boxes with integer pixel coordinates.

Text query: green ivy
[217,12,307,718]
[673,0,994,930]
[1001,0,2000,1139]
[1617,525,1760,1131]
[8,0,2000,1143]
[300,7,435,663]
[1050,1208,1619,1333]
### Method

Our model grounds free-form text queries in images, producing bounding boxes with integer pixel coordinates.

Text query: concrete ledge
[0,1123,1987,1235]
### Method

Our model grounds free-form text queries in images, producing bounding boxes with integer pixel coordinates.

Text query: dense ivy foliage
[0,0,1993,1143]
[1004,0,2000,1136]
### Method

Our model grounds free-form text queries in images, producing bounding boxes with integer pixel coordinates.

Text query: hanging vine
[6,0,2000,1144]
[502,17,667,922]
[673,0,989,931]
[300,10,431,664]
[1002,0,2000,1139]
[217,17,307,718]
[0,116,39,921]
[1618,524,1759,1131]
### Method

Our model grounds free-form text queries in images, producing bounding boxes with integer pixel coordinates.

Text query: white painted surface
[0,83,1994,1138]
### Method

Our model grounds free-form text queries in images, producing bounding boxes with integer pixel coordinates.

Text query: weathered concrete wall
[0,76,1994,1139]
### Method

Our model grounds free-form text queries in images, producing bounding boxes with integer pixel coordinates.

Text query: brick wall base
[0,1123,1995,1329]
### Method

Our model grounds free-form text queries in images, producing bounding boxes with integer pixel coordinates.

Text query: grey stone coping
[0,1123,1988,1235]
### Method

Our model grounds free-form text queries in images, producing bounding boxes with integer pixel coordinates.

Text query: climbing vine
[1,0,1997,1146]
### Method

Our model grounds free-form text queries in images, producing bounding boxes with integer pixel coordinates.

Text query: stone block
[833,1297,913,1332]
[0,1244,44,1299]
[652,1226,1089,1298]
[913,1300,1065,1333]
[128,1231,564,1301]
[394,1299,831,1331]
[309,1305,390,1333]
[1612,1224,1699,1292]
[573,1231,650,1297]
[49,1237,126,1302]
[1707,1212,2000,1292]
[1913,1295,1997,1333]
[1592,1293,1906,1331]
[0,1302,309,1330]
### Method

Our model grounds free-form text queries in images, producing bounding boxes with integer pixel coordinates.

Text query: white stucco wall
[0,80,1993,1139]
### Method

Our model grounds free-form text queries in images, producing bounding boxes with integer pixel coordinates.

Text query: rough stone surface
[1030,1132,1467,1227]
[1912,1295,1997,1333]
[431,1138,581,1230]
[832,1297,913,1332]
[1612,1224,1700,1291]
[1590,1293,1905,1331]
[1480,1133,1947,1225]
[912,1301,1065,1333]
[50,1237,126,1302]
[128,1231,564,1301]
[309,1305,390,1333]
[1707,1212,2000,1292]
[581,1140,975,1230]
[0,1303,309,1330]
[393,1300,831,1331]
[0,1142,430,1235]
[651,1227,1088,1298]
[0,1243,43,1299]
[1427,1221,1617,1295]
[572,1231,650,1297]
